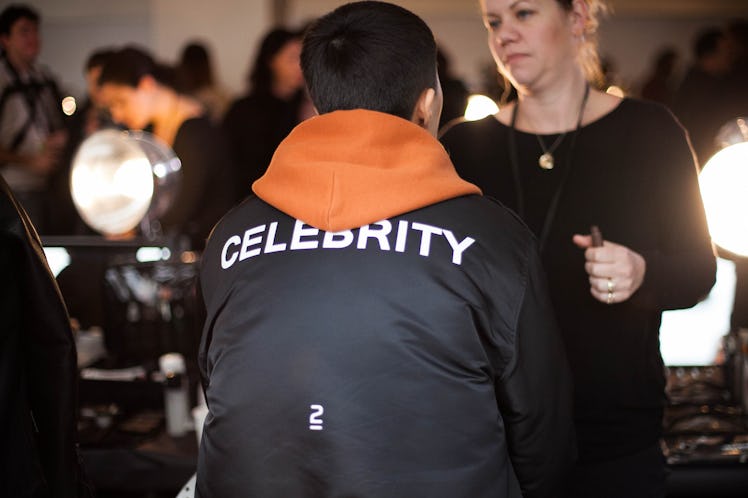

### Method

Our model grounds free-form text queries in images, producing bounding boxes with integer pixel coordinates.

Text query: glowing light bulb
[699,141,748,256]
[61,96,77,116]
[464,94,499,121]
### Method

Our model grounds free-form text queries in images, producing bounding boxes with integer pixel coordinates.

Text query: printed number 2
[309,404,324,431]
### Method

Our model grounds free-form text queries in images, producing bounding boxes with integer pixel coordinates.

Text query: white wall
[150,0,271,95]
[27,0,271,99]
[29,0,151,97]
[287,0,489,91]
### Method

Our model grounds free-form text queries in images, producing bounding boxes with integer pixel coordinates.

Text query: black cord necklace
[507,83,590,252]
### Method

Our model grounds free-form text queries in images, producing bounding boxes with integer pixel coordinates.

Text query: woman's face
[270,39,304,92]
[480,0,581,90]
[98,79,153,130]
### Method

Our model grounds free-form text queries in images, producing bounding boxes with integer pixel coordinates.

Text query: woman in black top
[222,28,311,204]
[441,1,716,496]
[97,46,234,250]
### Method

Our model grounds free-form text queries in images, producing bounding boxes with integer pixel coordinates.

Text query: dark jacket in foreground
[0,177,91,497]
[197,110,575,498]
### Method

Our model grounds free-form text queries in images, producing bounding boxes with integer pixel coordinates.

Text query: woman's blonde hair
[560,0,610,87]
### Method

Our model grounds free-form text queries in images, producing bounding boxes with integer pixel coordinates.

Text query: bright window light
[660,257,735,365]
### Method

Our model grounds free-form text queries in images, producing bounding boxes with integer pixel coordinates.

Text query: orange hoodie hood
[252,109,481,232]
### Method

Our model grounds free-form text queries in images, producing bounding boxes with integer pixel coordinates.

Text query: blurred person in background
[78,48,117,136]
[672,27,734,165]
[437,46,470,129]
[177,40,231,124]
[0,4,67,234]
[48,47,117,235]
[98,46,234,250]
[724,19,748,118]
[639,47,679,106]
[222,27,312,205]
[441,1,716,496]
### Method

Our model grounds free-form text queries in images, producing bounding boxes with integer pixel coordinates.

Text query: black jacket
[198,110,575,497]
[0,177,91,496]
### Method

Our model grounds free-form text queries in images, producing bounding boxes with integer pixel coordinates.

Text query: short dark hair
[301,1,437,120]
[0,4,39,36]
[98,46,177,89]
[85,48,115,72]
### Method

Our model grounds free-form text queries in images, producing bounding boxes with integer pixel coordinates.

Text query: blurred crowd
[1,3,747,248]
[639,21,748,166]
[0,4,312,251]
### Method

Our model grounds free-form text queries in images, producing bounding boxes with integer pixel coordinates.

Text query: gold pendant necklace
[538,152,554,170]
[536,133,567,170]
[515,83,590,171]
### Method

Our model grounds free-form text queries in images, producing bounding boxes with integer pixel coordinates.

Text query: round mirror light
[699,140,748,257]
[70,129,181,237]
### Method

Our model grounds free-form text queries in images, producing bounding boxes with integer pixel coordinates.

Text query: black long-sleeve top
[442,98,716,463]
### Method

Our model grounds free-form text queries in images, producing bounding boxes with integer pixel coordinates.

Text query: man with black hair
[197,2,574,497]
[0,4,67,233]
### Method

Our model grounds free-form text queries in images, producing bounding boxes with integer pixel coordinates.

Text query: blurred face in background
[1,17,40,68]
[271,38,304,94]
[98,77,155,130]
[480,0,582,91]
[85,66,106,107]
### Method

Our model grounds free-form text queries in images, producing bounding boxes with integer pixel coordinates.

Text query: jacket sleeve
[1,178,93,496]
[495,245,576,498]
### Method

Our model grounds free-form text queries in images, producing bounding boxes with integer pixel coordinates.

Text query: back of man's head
[301,1,437,121]
[0,4,39,37]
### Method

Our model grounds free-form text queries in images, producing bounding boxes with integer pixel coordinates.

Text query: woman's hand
[572,234,646,305]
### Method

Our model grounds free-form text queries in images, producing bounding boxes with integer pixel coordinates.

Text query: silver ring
[607,278,614,293]
[607,291,614,305]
